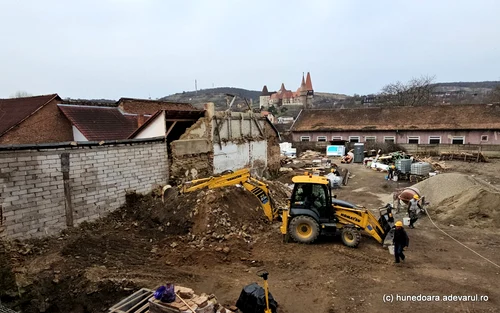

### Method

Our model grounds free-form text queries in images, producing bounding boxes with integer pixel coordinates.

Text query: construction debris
[439,151,487,163]
[109,286,232,313]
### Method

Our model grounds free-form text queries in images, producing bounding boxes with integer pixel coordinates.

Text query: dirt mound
[411,173,500,228]
[433,188,500,228]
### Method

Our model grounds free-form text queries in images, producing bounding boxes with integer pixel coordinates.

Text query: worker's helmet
[391,165,395,169]
[395,221,403,227]
[413,194,420,200]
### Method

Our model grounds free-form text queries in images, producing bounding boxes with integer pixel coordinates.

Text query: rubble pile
[149,285,233,313]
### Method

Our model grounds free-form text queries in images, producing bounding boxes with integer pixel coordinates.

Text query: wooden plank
[164,118,199,122]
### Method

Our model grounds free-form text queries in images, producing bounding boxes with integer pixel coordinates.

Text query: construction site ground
[1,159,500,313]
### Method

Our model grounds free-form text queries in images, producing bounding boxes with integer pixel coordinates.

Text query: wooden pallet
[109,288,154,313]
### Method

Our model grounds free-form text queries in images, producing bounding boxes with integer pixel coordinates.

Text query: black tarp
[236,283,278,313]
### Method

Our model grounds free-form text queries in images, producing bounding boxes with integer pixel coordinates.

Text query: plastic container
[411,162,432,175]
[396,159,412,173]
[388,245,395,255]
[403,217,410,226]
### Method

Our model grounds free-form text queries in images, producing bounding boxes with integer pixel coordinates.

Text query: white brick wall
[0,140,168,239]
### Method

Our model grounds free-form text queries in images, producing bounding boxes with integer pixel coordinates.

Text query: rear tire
[289,216,320,244]
[341,227,361,248]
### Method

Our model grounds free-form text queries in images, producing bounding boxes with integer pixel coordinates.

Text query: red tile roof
[305,72,313,91]
[58,104,143,141]
[0,94,60,137]
[291,104,500,132]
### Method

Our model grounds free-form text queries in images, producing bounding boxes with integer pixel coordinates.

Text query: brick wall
[0,139,168,239]
[0,99,73,145]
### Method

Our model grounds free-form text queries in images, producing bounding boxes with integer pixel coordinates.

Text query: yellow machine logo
[340,213,361,223]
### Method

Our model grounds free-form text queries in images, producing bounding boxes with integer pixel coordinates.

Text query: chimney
[137,114,146,128]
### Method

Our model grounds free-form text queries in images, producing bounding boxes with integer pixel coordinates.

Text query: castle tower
[299,73,309,109]
[305,72,314,96]
[259,85,272,108]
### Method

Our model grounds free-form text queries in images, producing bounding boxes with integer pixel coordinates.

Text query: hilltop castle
[260,72,314,109]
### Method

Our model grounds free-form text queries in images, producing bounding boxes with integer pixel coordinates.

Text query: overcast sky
[1,0,499,99]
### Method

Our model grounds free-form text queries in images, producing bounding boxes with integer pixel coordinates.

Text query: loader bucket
[378,203,395,247]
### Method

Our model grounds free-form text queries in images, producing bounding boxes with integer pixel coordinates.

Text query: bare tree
[380,75,436,106]
[10,91,32,98]
[488,85,500,103]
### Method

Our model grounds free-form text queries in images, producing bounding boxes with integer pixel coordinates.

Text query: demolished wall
[212,109,280,176]
[169,109,214,182]
[169,103,281,181]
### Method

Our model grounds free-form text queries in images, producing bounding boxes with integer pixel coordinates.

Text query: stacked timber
[439,152,487,163]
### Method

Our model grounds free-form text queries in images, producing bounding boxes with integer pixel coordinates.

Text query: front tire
[289,216,320,244]
[341,227,361,248]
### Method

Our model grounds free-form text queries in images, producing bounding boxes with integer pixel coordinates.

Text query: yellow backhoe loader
[162,169,395,248]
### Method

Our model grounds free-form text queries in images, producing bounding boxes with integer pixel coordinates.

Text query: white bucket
[403,217,411,226]
[388,245,395,255]
[393,176,398,181]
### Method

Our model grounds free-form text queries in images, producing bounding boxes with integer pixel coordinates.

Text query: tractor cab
[288,174,339,234]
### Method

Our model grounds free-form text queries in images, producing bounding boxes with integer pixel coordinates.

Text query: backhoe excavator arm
[165,169,278,222]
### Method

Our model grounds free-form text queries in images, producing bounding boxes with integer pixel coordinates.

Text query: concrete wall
[292,130,500,145]
[400,143,500,157]
[212,111,276,175]
[135,111,166,139]
[0,139,168,239]
[213,141,267,174]
[0,99,73,145]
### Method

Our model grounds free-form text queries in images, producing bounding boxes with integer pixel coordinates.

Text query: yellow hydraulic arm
[334,206,388,244]
[167,169,279,222]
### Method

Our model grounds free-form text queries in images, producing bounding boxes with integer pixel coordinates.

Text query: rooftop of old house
[58,104,148,141]
[291,104,500,132]
[0,94,61,137]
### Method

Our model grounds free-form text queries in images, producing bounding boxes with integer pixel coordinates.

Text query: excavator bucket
[162,185,179,203]
[378,204,395,247]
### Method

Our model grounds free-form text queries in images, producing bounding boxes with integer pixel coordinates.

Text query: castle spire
[305,72,313,91]
[261,85,269,95]
[279,83,286,92]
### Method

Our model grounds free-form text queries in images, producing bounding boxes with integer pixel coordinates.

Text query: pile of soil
[0,181,291,312]
[411,173,500,228]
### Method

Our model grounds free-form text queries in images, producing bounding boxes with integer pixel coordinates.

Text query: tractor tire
[341,227,361,248]
[289,216,320,244]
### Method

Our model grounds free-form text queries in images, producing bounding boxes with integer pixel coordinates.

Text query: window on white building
[481,135,488,142]
[408,136,420,144]
[429,136,441,144]
[349,136,360,143]
[364,136,376,143]
[384,136,395,143]
[301,136,310,142]
[317,136,327,142]
[452,136,465,144]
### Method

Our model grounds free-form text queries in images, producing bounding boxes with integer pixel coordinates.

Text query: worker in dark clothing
[393,221,409,263]
[387,165,395,180]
